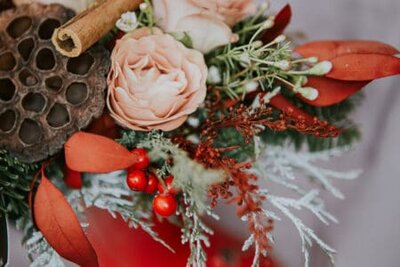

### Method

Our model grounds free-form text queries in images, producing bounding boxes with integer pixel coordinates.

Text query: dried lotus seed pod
[0,4,110,163]
[0,0,13,12]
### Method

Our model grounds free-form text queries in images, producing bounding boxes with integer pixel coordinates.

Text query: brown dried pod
[0,4,110,163]
[0,0,14,12]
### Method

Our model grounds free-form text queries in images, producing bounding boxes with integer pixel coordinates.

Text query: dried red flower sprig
[173,135,273,254]
[204,94,340,143]
[174,95,341,255]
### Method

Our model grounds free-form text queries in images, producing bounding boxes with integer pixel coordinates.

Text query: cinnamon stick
[52,0,143,57]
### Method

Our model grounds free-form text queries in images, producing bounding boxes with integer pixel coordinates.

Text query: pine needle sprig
[0,150,39,218]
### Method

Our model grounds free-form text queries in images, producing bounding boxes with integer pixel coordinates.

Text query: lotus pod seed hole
[67,53,94,75]
[66,82,88,105]
[0,52,16,71]
[47,103,70,128]
[38,19,60,40]
[19,69,38,86]
[0,110,17,132]
[6,16,32,39]
[36,48,56,70]
[0,78,16,101]
[45,76,63,92]
[18,38,35,61]
[22,93,46,112]
[19,119,42,145]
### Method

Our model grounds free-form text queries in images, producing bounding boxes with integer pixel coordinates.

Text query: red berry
[145,173,159,194]
[130,148,150,169]
[126,169,147,191]
[157,175,178,195]
[64,167,82,189]
[153,194,177,217]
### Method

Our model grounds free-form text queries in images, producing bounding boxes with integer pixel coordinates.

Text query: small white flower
[139,3,148,11]
[252,40,263,49]
[116,12,139,33]
[207,66,222,84]
[306,57,319,64]
[262,19,274,30]
[308,61,333,75]
[295,87,319,101]
[273,34,286,44]
[239,53,251,66]
[245,81,259,93]
[273,60,291,70]
[187,117,200,128]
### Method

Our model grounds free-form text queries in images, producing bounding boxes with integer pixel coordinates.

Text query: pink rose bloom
[107,28,208,131]
[189,0,257,26]
[153,0,256,53]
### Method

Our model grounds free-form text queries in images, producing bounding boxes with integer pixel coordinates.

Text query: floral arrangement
[0,0,399,266]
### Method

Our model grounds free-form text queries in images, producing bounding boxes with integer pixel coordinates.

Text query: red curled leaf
[301,76,369,106]
[261,4,292,44]
[87,113,119,139]
[64,166,83,189]
[269,94,314,123]
[326,54,400,81]
[33,174,98,267]
[295,40,399,61]
[65,132,136,173]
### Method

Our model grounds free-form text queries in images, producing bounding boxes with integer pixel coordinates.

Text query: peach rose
[189,0,256,26]
[107,28,208,131]
[153,0,255,53]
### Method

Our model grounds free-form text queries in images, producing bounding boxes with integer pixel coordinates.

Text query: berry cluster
[126,148,178,217]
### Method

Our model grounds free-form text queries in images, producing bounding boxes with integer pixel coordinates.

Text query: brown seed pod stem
[52,0,143,57]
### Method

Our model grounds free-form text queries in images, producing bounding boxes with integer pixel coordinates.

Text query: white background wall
[7,1,400,266]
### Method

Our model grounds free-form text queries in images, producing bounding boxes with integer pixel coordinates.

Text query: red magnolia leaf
[65,132,136,173]
[262,4,292,44]
[301,77,369,106]
[269,94,314,122]
[326,54,400,81]
[295,40,399,61]
[34,174,98,267]
[86,208,278,267]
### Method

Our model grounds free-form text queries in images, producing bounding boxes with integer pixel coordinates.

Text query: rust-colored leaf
[269,94,314,122]
[326,54,400,81]
[301,77,369,106]
[33,174,98,267]
[65,132,136,173]
[261,4,292,44]
[295,40,399,61]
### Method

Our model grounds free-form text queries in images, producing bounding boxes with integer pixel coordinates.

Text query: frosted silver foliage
[246,145,361,267]
[17,219,64,267]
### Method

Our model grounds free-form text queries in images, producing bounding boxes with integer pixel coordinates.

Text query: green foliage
[0,150,39,218]
[214,127,255,162]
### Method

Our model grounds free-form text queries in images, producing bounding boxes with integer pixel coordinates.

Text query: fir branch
[0,150,39,218]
